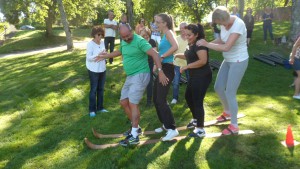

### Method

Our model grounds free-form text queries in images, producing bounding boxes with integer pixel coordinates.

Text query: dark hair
[185,23,205,40]
[91,26,105,38]
[157,13,174,32]
[139,18,145,24]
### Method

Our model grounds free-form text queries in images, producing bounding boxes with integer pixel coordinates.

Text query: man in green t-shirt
[96,24,168,146]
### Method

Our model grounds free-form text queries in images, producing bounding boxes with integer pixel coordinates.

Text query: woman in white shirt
[86,26,108,117]
[197,6,248,135]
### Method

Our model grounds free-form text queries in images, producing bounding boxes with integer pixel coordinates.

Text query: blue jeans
[263,23,274,41]
[172,65,189,100]
[88,70,106,112]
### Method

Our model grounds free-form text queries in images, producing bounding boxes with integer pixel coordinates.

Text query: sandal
[216,112,231,122]
[222,124,239,135]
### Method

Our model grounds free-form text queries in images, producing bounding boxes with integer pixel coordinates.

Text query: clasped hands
[93,50,108,62]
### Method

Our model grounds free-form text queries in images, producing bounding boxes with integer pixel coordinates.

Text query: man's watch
[158,68,162,72]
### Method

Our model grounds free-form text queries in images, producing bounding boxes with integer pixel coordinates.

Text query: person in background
[135,18,146,35]
[104,10,118,64]
[231,6,240,18]
[211,23,221,40]
[262,7,274,44]
[153,13,179,141]
[243,7,255,46]
[175,23,212,137]
[289,35,300,99]
[96,24,168,146]
[171,22,189,104]
[150,15,161,45]
[196,6,249,135]
[140,28,157,106]
[119,13,128,62]
[86,26,109,117]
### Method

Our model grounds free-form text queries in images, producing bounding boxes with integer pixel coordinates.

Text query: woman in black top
[139,28,157,106]
[175,24,212,137]
[243,8,255,46]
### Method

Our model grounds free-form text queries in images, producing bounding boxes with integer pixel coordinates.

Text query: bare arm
[161,30,178,58]
[174,53,186,60]
[197,33,240,52]
[147,48,169,86]
[289,37,300,64]
[95,50,122,62]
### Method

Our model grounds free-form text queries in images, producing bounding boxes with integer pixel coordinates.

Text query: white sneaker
[293,95,300,100]
[154,125,166,133]
[162,129,179,141]
[171,99,177,104]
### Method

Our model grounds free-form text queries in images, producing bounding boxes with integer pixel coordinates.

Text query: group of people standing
[86,6,250,146]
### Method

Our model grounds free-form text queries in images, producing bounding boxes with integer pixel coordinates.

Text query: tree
[126,0,134,26]
[289,0,300,42]
[57,0,73,50]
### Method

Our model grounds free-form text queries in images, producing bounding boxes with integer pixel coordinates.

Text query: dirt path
[0,41,88,59]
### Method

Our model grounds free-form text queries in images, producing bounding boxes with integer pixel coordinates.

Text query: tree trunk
[238,0,245,18]
[126,0,134,27]
[45,0,57,37]
[289,0,300,42]
[57,0,73,50]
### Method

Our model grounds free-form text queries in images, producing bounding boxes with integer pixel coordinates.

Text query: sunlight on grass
[22,140,80,169]
[0,111,22,132]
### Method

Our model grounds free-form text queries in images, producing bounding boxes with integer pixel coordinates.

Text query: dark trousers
[185,74,212,127]
[263,23,274,41]
[104,37,115,64]
[153,63,175,129]
[147,61,154,103]
[88,70,106,112]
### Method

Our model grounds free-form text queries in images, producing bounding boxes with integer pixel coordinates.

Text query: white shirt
[104,19,117,37]
[86,40,106,72]
[220,17,249,62]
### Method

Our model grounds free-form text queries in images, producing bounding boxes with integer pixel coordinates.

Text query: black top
[243,14,254,30]
[262,12,273,25]
[148,39,156,62]
[184,44,212,77]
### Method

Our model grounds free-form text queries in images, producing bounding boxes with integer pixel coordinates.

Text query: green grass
[0,21,300,169]
[0,28,91,54]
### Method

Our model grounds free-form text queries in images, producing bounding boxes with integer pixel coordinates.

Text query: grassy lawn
[0,21,299,169]
[0,28,92,54]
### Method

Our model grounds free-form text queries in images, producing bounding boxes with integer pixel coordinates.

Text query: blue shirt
[159,34,174,63]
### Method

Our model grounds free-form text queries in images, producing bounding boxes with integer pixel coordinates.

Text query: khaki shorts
[120,73,150,104]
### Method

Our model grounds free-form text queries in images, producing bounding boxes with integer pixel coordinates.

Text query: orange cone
[285,125,294,147]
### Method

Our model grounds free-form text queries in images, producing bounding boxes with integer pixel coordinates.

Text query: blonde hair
[212,6,230,23]
[140,27,151,37]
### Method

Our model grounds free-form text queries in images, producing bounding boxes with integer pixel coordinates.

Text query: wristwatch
[158,68,162,72]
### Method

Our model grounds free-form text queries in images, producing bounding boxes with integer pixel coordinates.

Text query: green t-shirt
[120,34,152,76]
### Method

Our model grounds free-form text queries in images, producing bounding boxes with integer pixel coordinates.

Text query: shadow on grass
[0,50,125,168]
[206,133,298,169]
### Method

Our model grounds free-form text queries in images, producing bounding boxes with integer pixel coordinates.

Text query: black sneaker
[119,134,140,146]
[186,119,197,129]
[188,129,206,138]
[123,127,143,137]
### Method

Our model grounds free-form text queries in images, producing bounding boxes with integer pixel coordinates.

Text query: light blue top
[159,34,174,63]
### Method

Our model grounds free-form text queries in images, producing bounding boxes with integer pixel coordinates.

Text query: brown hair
[140,27,151,37]
[91,26,105,38]
[157,13,175,32]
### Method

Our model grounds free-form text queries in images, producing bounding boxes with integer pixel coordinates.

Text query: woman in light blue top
[153,13,179,141]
